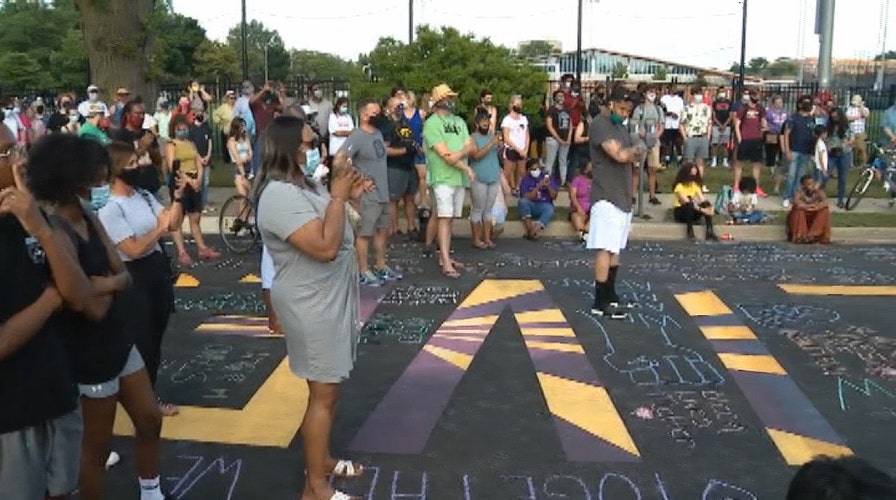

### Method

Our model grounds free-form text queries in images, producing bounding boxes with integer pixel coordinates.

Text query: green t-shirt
[423,112,470,188]
[78,122,110,145]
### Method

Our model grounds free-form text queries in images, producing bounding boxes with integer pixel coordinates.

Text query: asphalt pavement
[104,237,896,499]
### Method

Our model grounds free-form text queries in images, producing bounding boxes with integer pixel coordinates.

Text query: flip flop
[330,460,364,478]
[158,399,180,417]
[442,268,461,279]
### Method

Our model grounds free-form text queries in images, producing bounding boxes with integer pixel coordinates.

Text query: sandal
[441,268,461,279]
[158,399,180,417]
[330,460,365,478]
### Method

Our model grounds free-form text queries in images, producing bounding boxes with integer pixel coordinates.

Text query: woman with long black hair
[98,141,184,419]
[254,116,371,500]
[824,107,853,208]
[671,161,719,241]
[27,135,169,500]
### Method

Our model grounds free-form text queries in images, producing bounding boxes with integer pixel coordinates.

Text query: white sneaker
[711,158,718,168]
[106,451,120,469]
[702,185,710,193]
[782,199,791,209]
[723,158,729,168]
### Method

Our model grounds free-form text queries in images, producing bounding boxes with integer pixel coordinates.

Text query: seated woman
[787,174,831,244]
[672,161,719,241]
[568,161,592,241]
[727,176,766,224]
[518,158,558,240]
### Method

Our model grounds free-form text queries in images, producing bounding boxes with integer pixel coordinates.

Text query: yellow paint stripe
[214,315,267,321]
[432,334,486,343]
[458,279,544,309]
[114,358,307,447]
[514,309,567,324]
[536,372,640,457]
[434,328,490,335]
[699,325,757,340]
[674,291,732,316]
[718,353,787,375]
[174,273,200,288]
[239,274,262,283]
[442,315,500,328]
[519,327,576,338]
[765,428,853,465]
[524,340,585,354]
[195,324,269,332]
[779,284,896,296]
[422,345,473,370]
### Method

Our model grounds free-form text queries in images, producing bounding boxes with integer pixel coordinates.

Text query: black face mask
[477,126,489,134]
[799,103,812,112]
[118,167,142,186]
[511,106,522,113]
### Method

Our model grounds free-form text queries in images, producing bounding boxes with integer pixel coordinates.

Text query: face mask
[36,106,44,115]
[127,115,143,129]
[742,95,751,103]
[564,82,571,89]
[511,105,522,113]
[529,169,541,179]
[554,97,564,105]
[571,92,580,98]
[195,115,204,123]
[693,95,703,104]
[367,113,381,125]
[118,167,141,186]
[69,114,79,123]
[800,102,812,112]
[88,92,98,101]
[302,148,321,175]
[3,109,12,118]
[339,106,348,114]
[646,93,656,101]
[609,112,625,125]
[175,129,190,139]
[313,90,323,99]
[88,184,110,211]
[441,101,456,112]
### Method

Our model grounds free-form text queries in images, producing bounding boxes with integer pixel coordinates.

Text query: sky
[172,0,895,70]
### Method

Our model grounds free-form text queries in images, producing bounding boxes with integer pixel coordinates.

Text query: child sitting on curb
[727,177,767,224]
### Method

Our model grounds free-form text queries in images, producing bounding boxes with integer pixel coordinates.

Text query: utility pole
[816,0,836,88]
[409,0,414,43]
[241,0,249,81]
[737,0,747,96]
[576,0,583,83]
[874,0,890,90]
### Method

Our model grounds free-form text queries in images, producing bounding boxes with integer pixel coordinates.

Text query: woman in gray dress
[254,116,371,500]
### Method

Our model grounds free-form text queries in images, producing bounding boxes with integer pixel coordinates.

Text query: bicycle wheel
[218,195,258,254]
[844,169,874,211]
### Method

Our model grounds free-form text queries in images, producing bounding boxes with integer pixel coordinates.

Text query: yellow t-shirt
[673,182,702,208]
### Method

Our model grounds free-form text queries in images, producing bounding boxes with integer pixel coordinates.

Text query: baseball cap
[87,84,99,92]
[116,87,130,95]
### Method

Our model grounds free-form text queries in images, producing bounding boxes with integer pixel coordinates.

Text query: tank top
[406,108,424,146]
[235,139,251,162]
[53,211,132,384]
[173,139,199,174]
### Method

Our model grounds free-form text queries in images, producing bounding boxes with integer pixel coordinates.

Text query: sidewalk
[189,188,896,244]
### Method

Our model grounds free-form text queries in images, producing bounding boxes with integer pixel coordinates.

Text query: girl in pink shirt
[568,161,593,241]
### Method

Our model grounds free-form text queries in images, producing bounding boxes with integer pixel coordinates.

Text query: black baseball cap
[608,88,632,103]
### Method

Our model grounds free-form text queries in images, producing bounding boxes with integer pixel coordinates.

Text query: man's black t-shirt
[548,106,572,140]
[713,98,733,125]
[47,112,69,132]
[190,122,212,158]
[0,214,77,434]
[380,118,415,170]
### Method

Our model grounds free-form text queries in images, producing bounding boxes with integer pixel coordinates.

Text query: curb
[190,217,896,245]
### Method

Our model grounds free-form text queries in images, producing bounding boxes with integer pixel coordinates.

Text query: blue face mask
[88,184,111,211]
[175,129,190,139]
[302,148,321,176]
[609,112,625,125]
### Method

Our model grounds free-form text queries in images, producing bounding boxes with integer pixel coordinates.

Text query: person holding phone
[517,158,558,240]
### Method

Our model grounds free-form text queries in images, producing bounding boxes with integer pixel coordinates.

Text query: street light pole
[409,0,414,43]
[241,0,249,81]
[264,45,269,82]
[737,0,747,96]
[576,0,583,83]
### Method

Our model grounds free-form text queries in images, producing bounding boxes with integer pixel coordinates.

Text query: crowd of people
[1,72,896,499]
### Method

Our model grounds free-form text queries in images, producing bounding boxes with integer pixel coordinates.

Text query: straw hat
[430,84,458,103]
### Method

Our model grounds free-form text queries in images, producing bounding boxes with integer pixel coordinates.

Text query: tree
[149,7,207,82]
[873,50,896,61]
[226,20,289,82]
[193,40,240,83]
[0,52,51,89]
[611,61,629,79]
[48,27,89,89]
[357,25,546,120]
[517,40,556,60]
[694,72,709,88]
[0,0,80,89]
[74,0,155,101]
[766,57,799,78]
[652,66,668,81]
[748,57,769,74]
[289,50,363,81]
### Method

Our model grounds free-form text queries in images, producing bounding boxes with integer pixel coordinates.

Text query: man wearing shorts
[423,84,476,278]
[733,90,767,193]
[0,127,83,499]
[342,99,403,286]
[680,87,713,192]
[587,88,644,319]
[381,97,419,237]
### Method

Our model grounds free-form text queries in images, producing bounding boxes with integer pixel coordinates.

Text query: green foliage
[355,26,546,120]
[0,0,79,88]
[193,40,240,82]
[611,61,628,79]
[290,50,363,81]
[0,52,51,89]
[652,66,668,81]
[226,20,289,81]
[874,50,896,61]
[517,40,556,60]
[748,57,769,74]
[149,10,207,81]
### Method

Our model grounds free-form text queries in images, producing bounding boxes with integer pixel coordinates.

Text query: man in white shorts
[587,88,645,319]
[422,84,476,278]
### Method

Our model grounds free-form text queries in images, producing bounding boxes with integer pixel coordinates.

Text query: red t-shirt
[250,101,276,136]
[736,105,766,140]
[562,90,584,128]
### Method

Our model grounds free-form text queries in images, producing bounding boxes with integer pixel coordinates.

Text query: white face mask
[719,93,727,99]
[88,92,98,101]
[693,95,703,104]
[529,169,541,179]
[646,93,656,101]
[68,114,79,123]
[313,90,323,99]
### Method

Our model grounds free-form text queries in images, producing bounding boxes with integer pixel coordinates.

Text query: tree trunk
[75,0,155,103]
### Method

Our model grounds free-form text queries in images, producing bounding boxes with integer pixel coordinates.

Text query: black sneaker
[590,302,629,320]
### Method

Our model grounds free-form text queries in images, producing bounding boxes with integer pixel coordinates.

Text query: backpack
[714,185,734,215]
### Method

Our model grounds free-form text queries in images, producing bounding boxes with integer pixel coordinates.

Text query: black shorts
[387,167,418,200]
[737,139,764,163]
[661,129,681,147]
[505,147,525,162]
[169,178,202,214]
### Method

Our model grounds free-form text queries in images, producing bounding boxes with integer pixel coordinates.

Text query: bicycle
[844,144,896,211]
[218,194,260,254]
